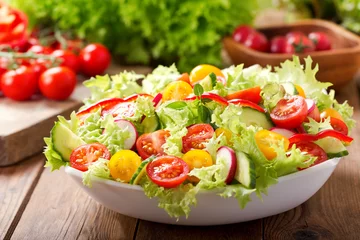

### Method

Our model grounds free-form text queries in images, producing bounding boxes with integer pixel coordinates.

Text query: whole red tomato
[286,31,306,43]
[39,67,77,100]
[244,31,269,52]
[27,45,53,55]
[52,49,80,73]
[288,35,315,53]
[270,36,294,53]
[79,43,111,76]
[232,25,254,43]
[1,66,37,101]
[308,31,332,51]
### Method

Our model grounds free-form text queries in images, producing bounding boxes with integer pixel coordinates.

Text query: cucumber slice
[142,114,160,133]
[129,156,155,185]
[234,151,256,189]
[315,137,349,158]
[236,107,273,129]
[51,122,85,161]
[198,75,214,92]
[282,82,298,95]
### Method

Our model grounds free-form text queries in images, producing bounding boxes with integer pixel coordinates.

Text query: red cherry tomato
[244,31,269,52]
[79,43,111,76]
[52,49,80,73]
[1,66,37,101]
[270,36,294,54]
[288,35,315,53]
[290,141,328,170]
[70,143,111,171]
[232,25,254,43]
[27,45,53,54]
[225,86,262,104]
[286,31,306,42]
[270,96,308,129]
[308,31,332,51]
[329,117,348,135]
[39,67,77,100]
[146,155,189,188]
[136,130,170,160]
[182,124,214,153]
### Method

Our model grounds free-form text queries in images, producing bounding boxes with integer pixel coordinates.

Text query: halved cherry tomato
[177,73,191,85]
[185,92,229,106]
[320,108,343,121]
[295,85,306,98]
[189,64,225,85]
[182,150,212,182]
[182,124,214,153]
[270,96,308,129]
[290,141,328,170]
[228,99,265,113]
[146,155,189,188]
[255,129,290,160]
[225,86,262,104]
[136,130,170,159]
[215,128,233,144]
[329,117,348,135]
[162,81,193,101]
[108,150,141,182]
[289,130,353,145]
[70,143,111,172]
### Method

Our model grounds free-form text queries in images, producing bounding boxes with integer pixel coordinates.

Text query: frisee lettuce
[142,64,179,95]
[83,158,111,188]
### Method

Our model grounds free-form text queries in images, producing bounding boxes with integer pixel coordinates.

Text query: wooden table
[1,79,360,240]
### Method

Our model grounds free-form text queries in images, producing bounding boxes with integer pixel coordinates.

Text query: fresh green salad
[44,56,355,218]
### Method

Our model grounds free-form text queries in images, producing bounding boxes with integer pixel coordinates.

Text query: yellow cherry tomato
[182,149,213,183]
[215,127,233,144]
[189,64,225,85]
[255,129,289,160]
[295,85,306,98]
[320,108,343,121]
[108,150,141,183]
[162,81,193,101]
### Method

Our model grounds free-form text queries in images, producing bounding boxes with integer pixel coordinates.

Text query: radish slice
[153,93,162,107]
[305,99,315,114]
[216,146,237,184]
[270,127,296,138]
[114,119,138,149]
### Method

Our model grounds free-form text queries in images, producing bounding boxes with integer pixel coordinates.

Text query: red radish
[114,119,138,149]
[153,93,162,107]
[270,127,296,138]
[216,146,237,184]
[305,99,315,113]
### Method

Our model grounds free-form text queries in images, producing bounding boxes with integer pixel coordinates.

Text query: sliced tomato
[146,155,189,188]
[215,127,233,144]
[189,64,225,85]
[329,117,348,135]
[255,129,290,160]
[162,80,193,101]
[185,93,229,106]
[320,108,343,121]
[108,150,141,183]
[182,124,214,153]
[70,143,111,171]
[182,149,213,182]
[136,130,170,159]
[228,99,265,113]
[290,141,328,170]
[289,129,353,145]
[177,73,191,85]
[295,85,306,98]
[225,86,262,104]
[270,96,308,129]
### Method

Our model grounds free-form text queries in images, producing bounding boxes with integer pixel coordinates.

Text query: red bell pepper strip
[185,93,229,106]
[289,129,353,145]
[225,86,262,104]
[228,99,265,113]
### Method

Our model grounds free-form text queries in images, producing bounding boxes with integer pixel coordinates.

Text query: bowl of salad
[44,56,355,225]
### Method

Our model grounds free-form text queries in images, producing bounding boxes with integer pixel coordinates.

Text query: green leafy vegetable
[142,65,179,95]
[83,158,111,188]
[43,137,68,171]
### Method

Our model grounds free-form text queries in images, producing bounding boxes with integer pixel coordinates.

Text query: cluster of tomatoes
[0,3,111,101]
[232,25,332,54]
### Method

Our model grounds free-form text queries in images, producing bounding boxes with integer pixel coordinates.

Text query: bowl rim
[224,19,360,59]
[65,157,341,194]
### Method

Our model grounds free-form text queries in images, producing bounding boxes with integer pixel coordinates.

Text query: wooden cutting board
[0,64,152,167]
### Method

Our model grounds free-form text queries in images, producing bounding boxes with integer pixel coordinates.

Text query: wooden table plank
[263,80,360,239]
[0,155,44,240]
[10,160,138,240]
[135,220,262,240]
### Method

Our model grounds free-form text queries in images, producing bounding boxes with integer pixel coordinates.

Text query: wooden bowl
[223,19,360,89]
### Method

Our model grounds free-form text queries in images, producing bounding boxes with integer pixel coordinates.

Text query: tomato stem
[0,51,59,62]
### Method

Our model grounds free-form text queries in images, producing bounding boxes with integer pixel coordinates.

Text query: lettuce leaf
[142,64,179,95]
[220,185,255,209]
[156,101,198,129]
[204,133,228,161]
[304,117,333,134]
[333,100,356,133]
[82,158,111,188]
[162,127,188,157]
[43,137,68,171]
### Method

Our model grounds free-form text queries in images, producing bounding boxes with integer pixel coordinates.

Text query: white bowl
[65,157,340,226]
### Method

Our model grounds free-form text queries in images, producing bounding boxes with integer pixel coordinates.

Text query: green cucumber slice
[282,82,298,95]
[235,107,273,129]
[234,151,256,189]
[129,156,155,185]
[315,137,349,158]
[51,122,85,161]
[142,114,160,133]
